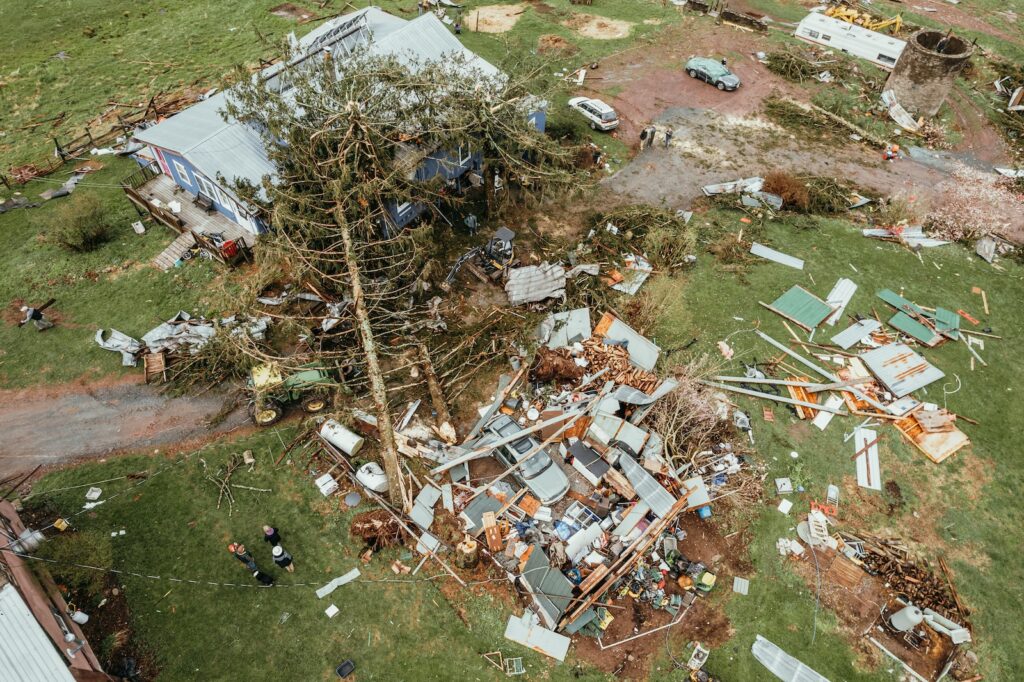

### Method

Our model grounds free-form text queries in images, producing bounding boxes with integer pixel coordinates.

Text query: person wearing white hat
[272,545,295,573]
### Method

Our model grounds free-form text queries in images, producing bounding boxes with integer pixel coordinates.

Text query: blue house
[131,7,546,240]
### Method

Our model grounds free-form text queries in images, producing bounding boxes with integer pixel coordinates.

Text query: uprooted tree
[188,48,579,507]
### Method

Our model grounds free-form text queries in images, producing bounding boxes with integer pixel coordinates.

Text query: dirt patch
[269,2,316,23]
[562,13,634,40]
[465,4,526,33]
[538,34,578,57]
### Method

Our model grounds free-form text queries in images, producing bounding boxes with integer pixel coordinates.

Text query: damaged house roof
[521,543,575,629]
[134,8,499,197]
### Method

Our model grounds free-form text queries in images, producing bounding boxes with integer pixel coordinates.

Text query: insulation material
[505,263,567,306]
[750,242,804,269]
[763,286,835,331]
[853,428,881,491]
[830,319,881,350]
[823,278,857,325]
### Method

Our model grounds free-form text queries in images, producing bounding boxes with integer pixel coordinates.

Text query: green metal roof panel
[932,307,961,339]
[889,312,942,346]
[877,289,923,315]
[766,286,834,330]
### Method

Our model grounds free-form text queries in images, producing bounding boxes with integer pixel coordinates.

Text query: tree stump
[455,537,479,570]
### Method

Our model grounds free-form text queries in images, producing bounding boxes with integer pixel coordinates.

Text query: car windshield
[705,62,730,78]
[520,450,553,479]
[600,110,617,122]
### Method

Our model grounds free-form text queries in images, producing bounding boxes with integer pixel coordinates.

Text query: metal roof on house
[134,8,497,197]
[0,583,75,682]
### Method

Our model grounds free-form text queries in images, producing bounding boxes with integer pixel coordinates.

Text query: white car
[568,96,619,131]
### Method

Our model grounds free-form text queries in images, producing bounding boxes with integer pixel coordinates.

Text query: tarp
[505,263,567,306]
[94,329,143,366]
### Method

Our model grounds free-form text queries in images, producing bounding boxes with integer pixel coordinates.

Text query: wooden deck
[153,231,196,271]
[126,174,254,248]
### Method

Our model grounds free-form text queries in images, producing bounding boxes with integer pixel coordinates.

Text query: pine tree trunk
[336,213,407,510]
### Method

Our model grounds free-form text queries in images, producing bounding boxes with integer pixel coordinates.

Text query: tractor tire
[301,394,329,414]
[250,401,284,427]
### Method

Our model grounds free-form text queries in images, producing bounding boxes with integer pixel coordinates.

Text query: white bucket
[319,419,365,456]
[70,611,89,625]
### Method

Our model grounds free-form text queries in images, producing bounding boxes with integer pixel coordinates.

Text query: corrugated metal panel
[888,312,942,346]
[877,289,922,315]
[0,583,75,682]
[594,314,661,371]
[619,454,675,518]
[765,286,834,331]
[823,278,857,325]
[369,14,499,78]
[505,263,566,306]
[751,634,831,682]
[830,319,881,349]
[750,243,804,269]
[930,307,961,339]
[860,344,944,397]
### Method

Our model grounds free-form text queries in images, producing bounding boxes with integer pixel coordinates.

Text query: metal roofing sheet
[888,312,942,346]
[752,634,831,682]
[877,289,922,315]
[0,583,74,682]
[595,314,661,371]
[505,263,566,306]
[860,344,944,397]
[619,454,675,518]
[765,286,834,331]
[539,308,591,349]
[750,243,804,270]
[823,278,857,325]
[830,319,881,350]
[931,307,961,339]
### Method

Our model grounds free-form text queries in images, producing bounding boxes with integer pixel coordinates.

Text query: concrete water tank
[885,30,974,118]
[890,604,924,632]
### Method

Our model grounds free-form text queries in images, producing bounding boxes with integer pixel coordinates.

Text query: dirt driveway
[0,377,248,477]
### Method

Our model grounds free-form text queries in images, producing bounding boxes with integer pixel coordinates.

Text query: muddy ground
[0,376,247,477]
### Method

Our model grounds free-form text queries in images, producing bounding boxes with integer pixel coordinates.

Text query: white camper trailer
[794,12,906,69]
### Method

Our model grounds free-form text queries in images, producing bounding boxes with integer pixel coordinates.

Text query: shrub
[51,194,113,252]
[38,529,113,596]
[762,171,810,211]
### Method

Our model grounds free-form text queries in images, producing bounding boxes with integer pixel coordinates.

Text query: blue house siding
[528,109,547,132]
[155,148,246,227]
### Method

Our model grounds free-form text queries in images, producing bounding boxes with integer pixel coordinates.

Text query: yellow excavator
[825,4,903,35]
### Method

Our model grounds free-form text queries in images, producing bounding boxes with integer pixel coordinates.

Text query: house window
[195,174,219,201]
[805,29,820,39]
[458,145,473,166]
[877,53,897,65]
[172,160,191,186]
[822,34,831,41]
[396,201,412,216]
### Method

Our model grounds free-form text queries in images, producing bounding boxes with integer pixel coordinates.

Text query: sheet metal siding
[0,584,75,681]
[770,286,834,329]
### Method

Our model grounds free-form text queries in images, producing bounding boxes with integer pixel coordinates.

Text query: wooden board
[828,554,865,589]
[894,415,970,464]
[518,494,541,518]
[482,511,503,552]
[578,565,609,594]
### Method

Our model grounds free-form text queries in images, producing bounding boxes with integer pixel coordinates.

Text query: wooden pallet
[153,232,195,271]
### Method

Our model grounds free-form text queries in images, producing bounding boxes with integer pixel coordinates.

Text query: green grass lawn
[643,211,1024,680]
[25,428,612,681]
[0,156,219,388]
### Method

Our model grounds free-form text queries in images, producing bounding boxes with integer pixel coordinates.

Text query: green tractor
[247,362,338,426]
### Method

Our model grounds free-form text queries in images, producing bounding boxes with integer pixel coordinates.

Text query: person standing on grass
[664,128,674,149]
[229,543,257,571]
[262,525,281,547]
[272,545,295,573]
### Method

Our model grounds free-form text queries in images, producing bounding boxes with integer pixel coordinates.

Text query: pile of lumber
[580,338,660,393]
[857,534,965,620]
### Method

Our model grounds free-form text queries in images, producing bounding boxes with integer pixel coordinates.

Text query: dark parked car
[685,57,741,91]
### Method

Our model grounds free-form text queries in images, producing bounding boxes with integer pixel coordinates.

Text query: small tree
[51,194,113,252]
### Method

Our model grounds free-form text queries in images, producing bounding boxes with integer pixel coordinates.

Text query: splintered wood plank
[828,554,864,589]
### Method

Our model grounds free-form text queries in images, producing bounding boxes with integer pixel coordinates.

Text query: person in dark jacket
[272,545,295,573]
[253,569,275,586]
[262,525,281,546]
[229,543,257,571]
